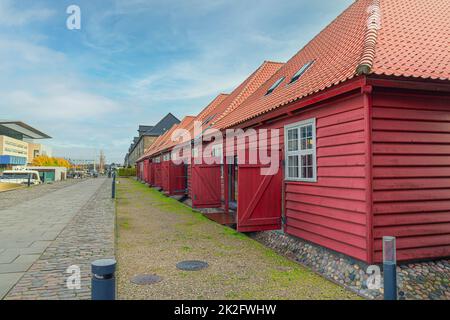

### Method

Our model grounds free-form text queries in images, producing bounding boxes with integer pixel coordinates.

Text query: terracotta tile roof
[211,61,284,128]
[218,0,450,128]
[142,116,196,158]
[371,0,450,80]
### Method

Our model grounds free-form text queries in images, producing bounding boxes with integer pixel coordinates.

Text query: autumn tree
[32,156,72,169]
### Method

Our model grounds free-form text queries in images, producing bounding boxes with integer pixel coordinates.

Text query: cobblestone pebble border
[252,231,449,300]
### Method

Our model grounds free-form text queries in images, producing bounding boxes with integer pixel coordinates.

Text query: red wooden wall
[154,162,162,187]
[371,89,450,262]
[259,93,370,262]
[161,160,170,192]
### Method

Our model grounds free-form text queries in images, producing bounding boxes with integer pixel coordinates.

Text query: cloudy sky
[1,0,353,163]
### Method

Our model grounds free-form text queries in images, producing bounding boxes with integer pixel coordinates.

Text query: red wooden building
[189,61,284,208]
[136,0,450,264]
[211,0,450,263]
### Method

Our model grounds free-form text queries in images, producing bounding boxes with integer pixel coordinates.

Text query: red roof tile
[218,0,450,128]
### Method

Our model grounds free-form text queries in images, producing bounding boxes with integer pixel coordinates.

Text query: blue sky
[1,0,353,163]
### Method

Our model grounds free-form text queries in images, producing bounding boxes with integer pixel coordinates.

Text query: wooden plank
[373,155,450,167]
[374,200,450,214]
[287,177,366,189]
[373,167,450,178]
[287,218,367,249]
[373,131,450,144]
[286,211,366,236]
[318,154,366,167]
[374,212,450,226]
[372,119,450,133]
[373,106,450,122]
[373,143,450,155]
[319,143,365,157]
[317,131,365,148]
[373,223,450,237]
[317,119,365,138]
[285,200,366,224]
[285,192,366,213]
[287,184,366,201]
[285,226,367,261]
[373,177,450,191]
[319,166,366,178]
[374,189,450,202]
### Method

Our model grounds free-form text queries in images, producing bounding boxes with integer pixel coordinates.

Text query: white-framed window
[284,118,316,182]
[153,156,161,163]
[163,153,170,161]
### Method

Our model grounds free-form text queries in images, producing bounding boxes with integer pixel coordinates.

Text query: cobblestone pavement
[0,179,85,209]
[0,178,115,300]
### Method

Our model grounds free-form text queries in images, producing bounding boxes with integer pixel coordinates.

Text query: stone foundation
[251,230,450,300]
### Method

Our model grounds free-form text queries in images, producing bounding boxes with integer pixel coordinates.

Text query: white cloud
[0,0,55,27]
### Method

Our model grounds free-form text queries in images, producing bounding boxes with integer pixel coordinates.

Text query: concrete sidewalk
[0,178,113,299]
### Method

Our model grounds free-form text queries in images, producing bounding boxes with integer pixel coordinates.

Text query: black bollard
[383,236,397,300]
[91,259,116,300]
[112,172,116,199]
[27,173,31,187]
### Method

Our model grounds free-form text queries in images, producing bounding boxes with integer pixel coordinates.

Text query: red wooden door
[154,163,162,186]
[169,163,187,195]
[191,163,221,208]
[237,164,282,232]
[161,161,170,191]
[143,160,148,182]
[149,162,154,185]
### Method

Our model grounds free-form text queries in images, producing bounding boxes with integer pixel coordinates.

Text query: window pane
[288,155,299,178]
[287,128,298,151]
[306,166,313,179]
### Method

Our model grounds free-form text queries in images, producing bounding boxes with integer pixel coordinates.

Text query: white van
[0,170,42,185]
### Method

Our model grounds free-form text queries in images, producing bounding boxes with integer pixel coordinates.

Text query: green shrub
[117,167,136,177]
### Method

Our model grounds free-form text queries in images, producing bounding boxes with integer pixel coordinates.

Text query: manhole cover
[176,260,209,271]
[131,274,163,285]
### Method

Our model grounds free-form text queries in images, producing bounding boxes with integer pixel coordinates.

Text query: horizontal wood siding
[372,92,450,262]
[262,94,369,262]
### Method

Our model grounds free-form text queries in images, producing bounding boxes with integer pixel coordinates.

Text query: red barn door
[191,163,221,208]
[148,161,153,185]
[237,163,282,232]
[161,161,170,191]
[154,163,162,187]
[169,163,187,195]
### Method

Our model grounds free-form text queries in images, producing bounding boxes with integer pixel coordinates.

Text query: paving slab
[0,178,107,299]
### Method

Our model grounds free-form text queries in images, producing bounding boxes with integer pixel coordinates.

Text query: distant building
[0,120,51,170]
[28,143,53,164]
[126,113,180,167]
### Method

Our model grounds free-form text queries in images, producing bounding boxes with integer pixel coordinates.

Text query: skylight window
[265,77,285,95]
[202,114,216,126]
[289,60,315,84]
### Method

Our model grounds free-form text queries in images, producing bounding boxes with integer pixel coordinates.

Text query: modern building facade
[0,121,51,170]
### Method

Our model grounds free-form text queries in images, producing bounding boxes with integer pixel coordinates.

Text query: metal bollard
[27,173,31,187]
[383,236,397,300]
[91,259,116,300]
[112,173,116,199]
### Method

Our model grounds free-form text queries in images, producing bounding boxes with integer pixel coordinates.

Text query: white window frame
[163,153,170,161]
[284,118,317,182]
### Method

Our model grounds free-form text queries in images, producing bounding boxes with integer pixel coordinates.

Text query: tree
[32,156,72,169]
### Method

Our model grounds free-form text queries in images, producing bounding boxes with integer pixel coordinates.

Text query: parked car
[0,170,42,185]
